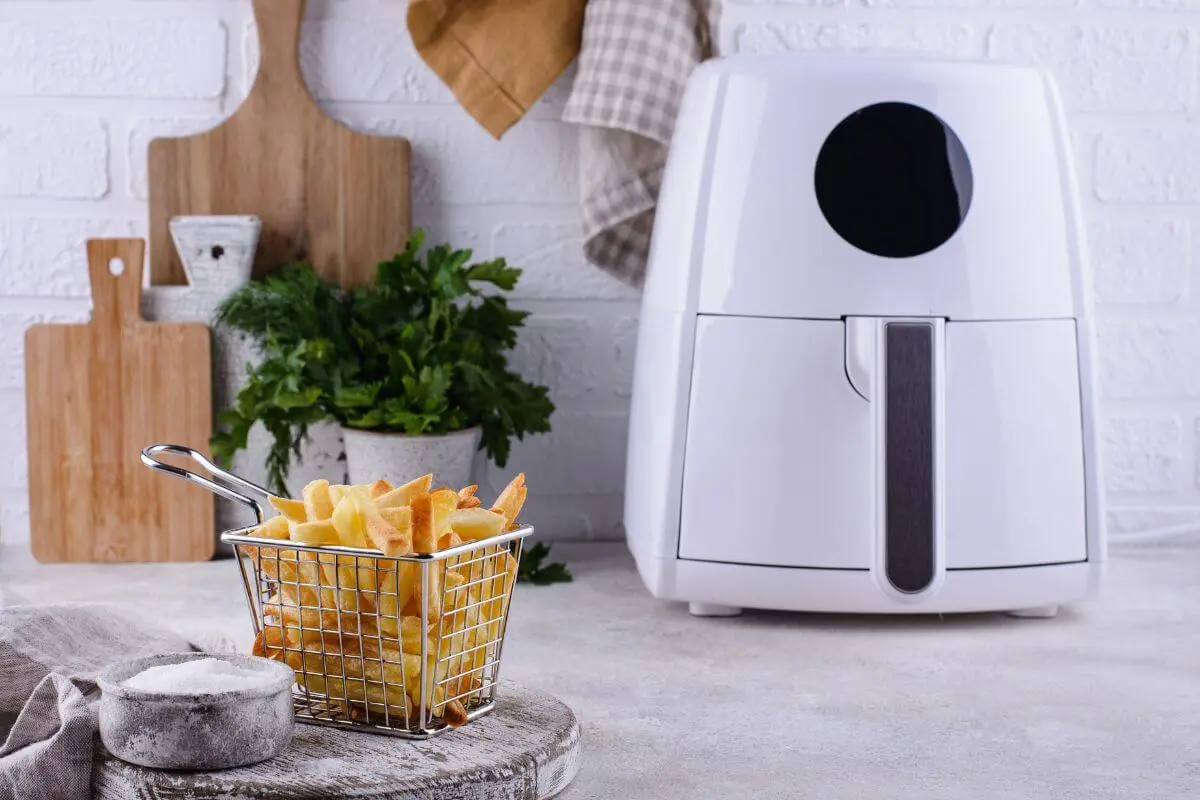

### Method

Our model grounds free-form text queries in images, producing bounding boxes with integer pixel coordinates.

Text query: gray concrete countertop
[2,540,1197,799]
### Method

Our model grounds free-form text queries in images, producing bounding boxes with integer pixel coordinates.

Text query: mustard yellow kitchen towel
[407,0,586,139]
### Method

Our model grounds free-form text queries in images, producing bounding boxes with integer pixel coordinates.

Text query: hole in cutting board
[108,258,125,276]
[211,245,224,260]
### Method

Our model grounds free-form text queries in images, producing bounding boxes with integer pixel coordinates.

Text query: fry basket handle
[140,444,271,524]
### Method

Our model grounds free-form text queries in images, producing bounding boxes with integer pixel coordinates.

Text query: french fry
[268,645,410,715]
[360,496,411,555]
[269,496,308,523]
[431,488,458,535]
[375,473,433,508]
[410,494,436,555]
[303,479,335,521]
[379,506,412,533]
[260,622,472,725]
[398,615,429,654]
[375,561,420,637]
[328,484,349,506]
[411,489,457,554]
[400,592,422,619]
[443,700,469,727]
[289,519,339,546]
[251,629,266,657]
[331,494,368,548]
[317,554,362,613]
[256,514,292,540]
[490,473,527,528]
[444,548,517,701]
[265,592,364,634]
[414,564,443,627]
[456,485,478,507]
[297,551,339,611]
[369,479,393,498]
[439,558,488,700]
[450,507,505,541]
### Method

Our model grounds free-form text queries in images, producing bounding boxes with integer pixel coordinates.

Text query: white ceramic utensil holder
[142,216,263,538]
[161,217,347,516]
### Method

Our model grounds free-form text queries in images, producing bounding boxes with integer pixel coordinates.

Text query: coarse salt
[123,658,275,694]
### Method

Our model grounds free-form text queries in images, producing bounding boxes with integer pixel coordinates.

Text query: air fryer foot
[1006,605,1059,619]
[688,602,742,618]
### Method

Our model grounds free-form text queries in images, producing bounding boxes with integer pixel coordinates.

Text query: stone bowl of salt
[98,652,295,770]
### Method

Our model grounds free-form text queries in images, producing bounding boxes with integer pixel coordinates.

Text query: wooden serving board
[93,683,582,799]
[25,239,215,563]
[147,0,412,288]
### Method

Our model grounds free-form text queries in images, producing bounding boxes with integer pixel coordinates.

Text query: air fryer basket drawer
[944,320,1087,568]
[679,316,874,569]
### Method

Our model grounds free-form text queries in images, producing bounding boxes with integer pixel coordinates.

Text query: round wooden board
[92,683,581,800]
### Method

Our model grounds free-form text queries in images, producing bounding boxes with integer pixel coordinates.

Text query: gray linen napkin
[0,603,197,800]
[563,0,720,287]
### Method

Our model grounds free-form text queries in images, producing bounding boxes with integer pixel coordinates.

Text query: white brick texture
[245,19,450,103]
[989,25,1195,113]
[1095,128,1200,204]
[736,23,983,57]
[0,217,139,297]
[1104,416,1185,493]
[1095,0,1200,9]
[1090,220,1189,306]
[0,117,108,199]
[1,0,1198,544]
[1097,322,1200,399]
[0,19,226,99]
[362,117,579,206]
[492,223,638,301]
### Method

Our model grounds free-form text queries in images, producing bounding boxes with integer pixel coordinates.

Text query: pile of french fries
[246,472,528,729]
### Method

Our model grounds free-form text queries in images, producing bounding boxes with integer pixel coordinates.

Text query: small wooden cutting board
[147,0,412,288]
[25,239,215,563]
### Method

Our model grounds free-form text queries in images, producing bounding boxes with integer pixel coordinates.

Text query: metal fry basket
[141,444,532,739]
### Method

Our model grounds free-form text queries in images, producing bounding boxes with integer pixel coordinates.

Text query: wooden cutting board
[25,239,215,563]
[147,0,412,288]
[94,683,581,799]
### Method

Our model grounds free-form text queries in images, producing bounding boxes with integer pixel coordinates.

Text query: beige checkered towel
[564,0,721,288]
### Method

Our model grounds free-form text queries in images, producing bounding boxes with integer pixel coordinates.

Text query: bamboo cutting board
[147,0,412,288]
[25,239,215,563]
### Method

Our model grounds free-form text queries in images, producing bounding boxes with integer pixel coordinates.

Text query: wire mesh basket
[141,444,531,739]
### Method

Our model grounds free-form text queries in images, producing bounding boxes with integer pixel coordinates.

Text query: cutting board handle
[87,239,146,326]
[249,0,309,102]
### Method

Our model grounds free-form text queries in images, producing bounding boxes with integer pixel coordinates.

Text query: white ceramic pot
[274,421,348,499]
[341,427,482,490]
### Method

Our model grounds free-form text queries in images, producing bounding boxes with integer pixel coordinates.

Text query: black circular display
[815,102,972,259]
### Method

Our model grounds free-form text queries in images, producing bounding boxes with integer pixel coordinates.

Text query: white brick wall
[1,0,1196,547]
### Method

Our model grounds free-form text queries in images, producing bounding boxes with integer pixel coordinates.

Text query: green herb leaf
[517,542,573,585]
[208,228,555,492]
[466,258,522,291]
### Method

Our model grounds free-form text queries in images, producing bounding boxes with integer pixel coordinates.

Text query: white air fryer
[624,55,1105,618]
